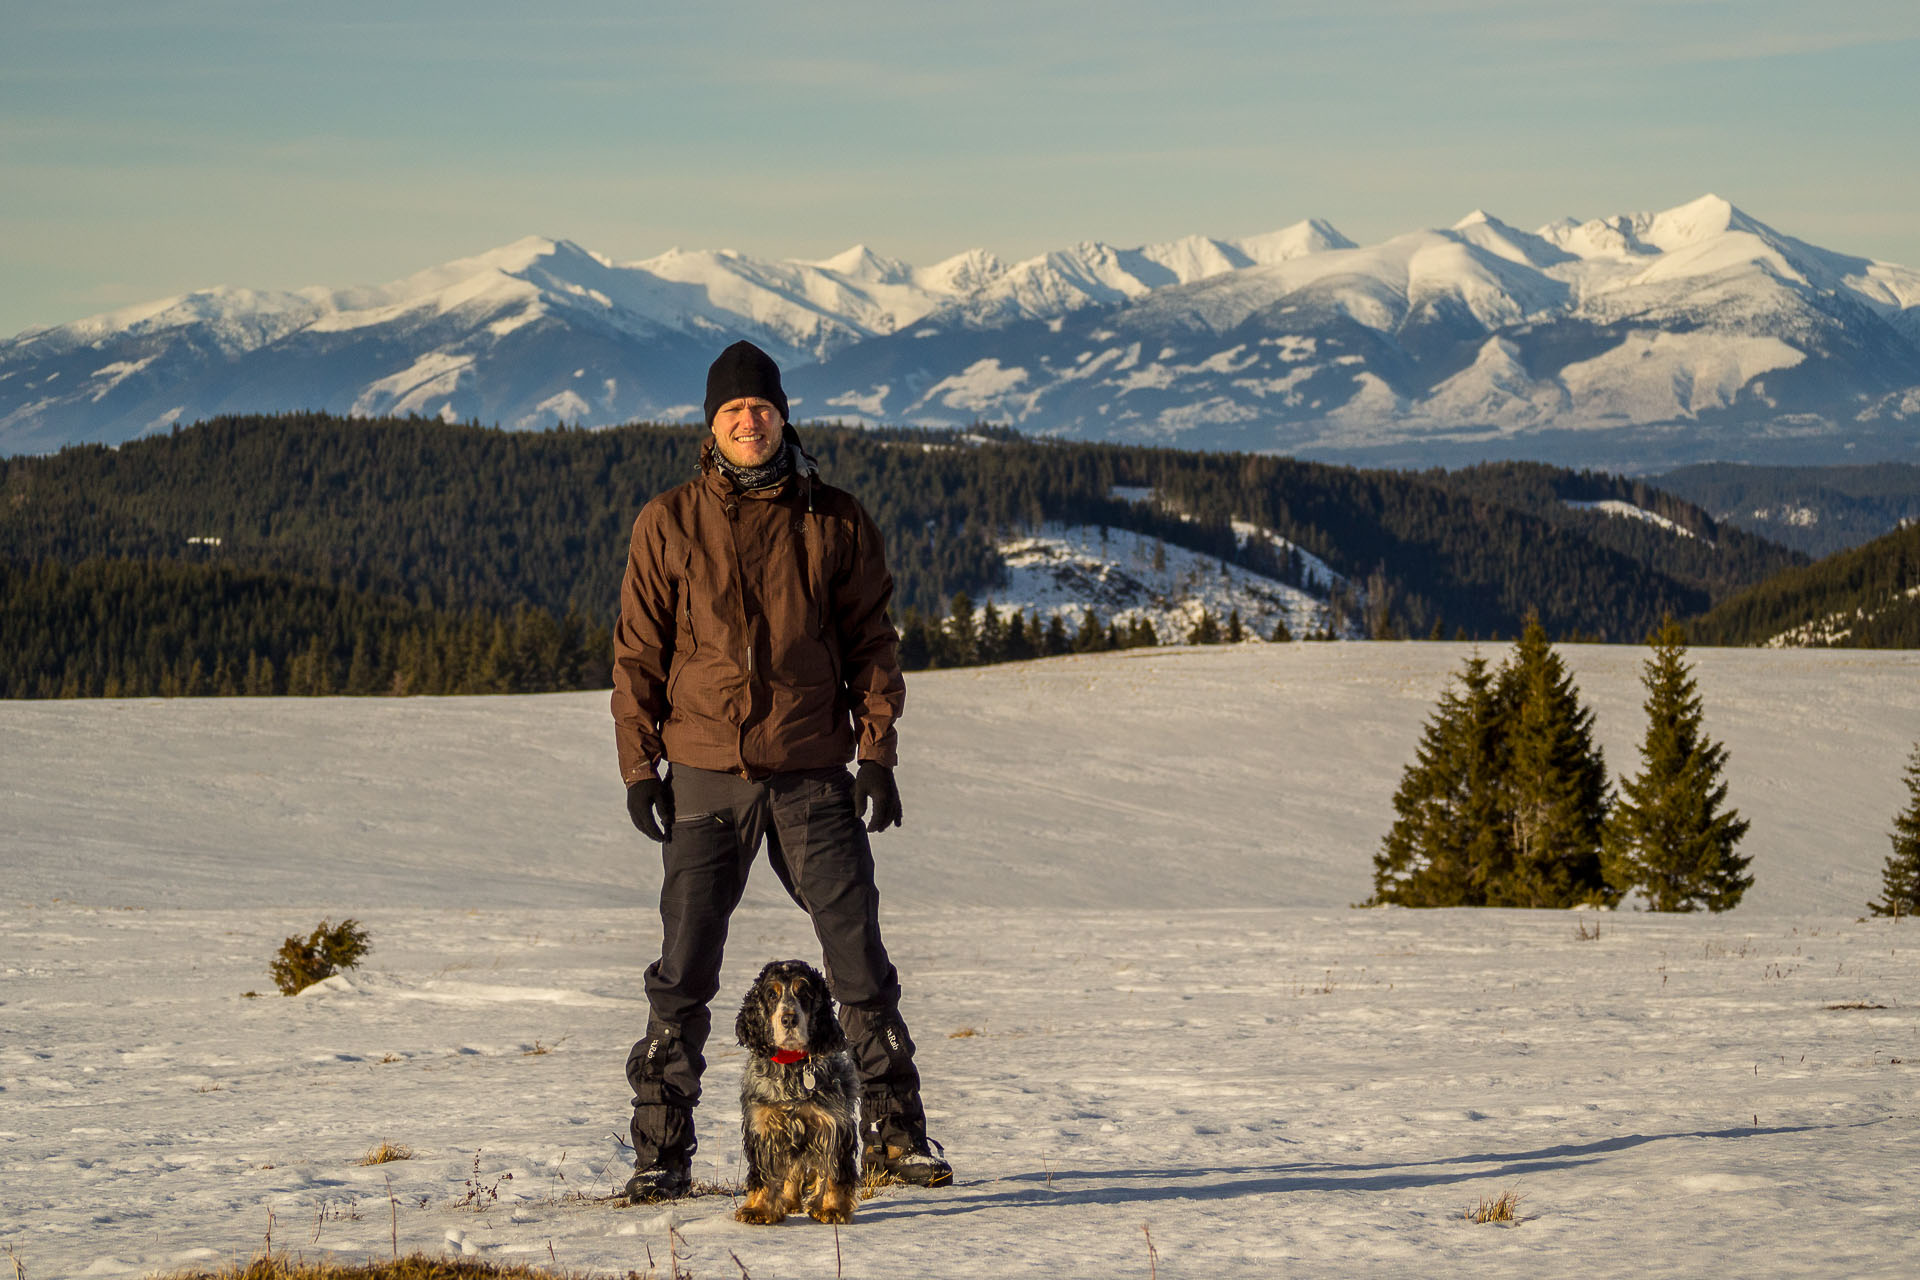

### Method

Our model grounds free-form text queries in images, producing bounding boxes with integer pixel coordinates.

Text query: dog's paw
[735,1203,787,1226]
[809,1204,854,1225]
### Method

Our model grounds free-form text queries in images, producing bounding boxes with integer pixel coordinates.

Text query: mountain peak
[1235,218,1354,265]
[1640,193,1760,250]
[808,243,911,283]
[468,236,564,274]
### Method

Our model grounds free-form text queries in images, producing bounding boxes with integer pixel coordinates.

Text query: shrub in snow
[270,918,372,995]
[1869,744,1920,918]
[1602,617,1752,912]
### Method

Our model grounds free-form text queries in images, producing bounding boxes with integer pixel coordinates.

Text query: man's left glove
[626,776,674,843]
[853,760,903,833]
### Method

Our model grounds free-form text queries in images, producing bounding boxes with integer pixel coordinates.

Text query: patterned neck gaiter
[714,443,794,492]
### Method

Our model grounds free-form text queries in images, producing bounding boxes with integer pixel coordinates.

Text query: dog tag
[802,1068,816,1092]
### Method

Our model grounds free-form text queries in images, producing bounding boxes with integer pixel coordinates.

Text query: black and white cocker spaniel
[732,959,861,1225]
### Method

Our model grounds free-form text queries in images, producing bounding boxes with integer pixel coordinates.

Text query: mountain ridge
[5,196,1918,466]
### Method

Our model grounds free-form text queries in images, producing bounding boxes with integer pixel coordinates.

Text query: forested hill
[1,412,1799,644]
[1652,461,1920,558]
[1691,520,1920,648]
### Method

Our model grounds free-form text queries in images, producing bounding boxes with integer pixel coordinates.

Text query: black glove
[626,776,674,842]
[852,760,902,833]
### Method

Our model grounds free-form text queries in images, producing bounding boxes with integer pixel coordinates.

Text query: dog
[733,959,861,1225]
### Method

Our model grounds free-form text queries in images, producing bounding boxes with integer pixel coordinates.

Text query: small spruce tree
[1869,744,1920,918]
[1372,652,1510,906]
[1493,613,1616,908]
[1073,608,1108,653]
[1188,608,1222,645]
[978,600,1006,665]
[944,591,979,666]
[1603,617,1752,912]
[1043,612,1071,656]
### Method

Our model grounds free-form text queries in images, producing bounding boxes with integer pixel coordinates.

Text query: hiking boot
[863,1135,952,1187]
[625,1154,692,1203]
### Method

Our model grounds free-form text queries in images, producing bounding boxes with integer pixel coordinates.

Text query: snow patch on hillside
[1565,499,1702,540]
[985,523,1330,640]
[1764,582,1920,648]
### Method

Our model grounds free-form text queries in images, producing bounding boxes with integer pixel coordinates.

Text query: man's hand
[626,776,674,842]
[853,760,902,833]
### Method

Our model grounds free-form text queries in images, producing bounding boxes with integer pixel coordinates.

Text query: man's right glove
[626,776,674,843]
[852,760,903,833]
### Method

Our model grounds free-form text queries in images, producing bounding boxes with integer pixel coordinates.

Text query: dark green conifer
[944,591,978,666]
[1043,613,1071,656]
[1494,613,1616,907]
[1869,744,1920,918]
[978,600,1006,665]
[1603,617,1752,912]
[1372,653,1509,906]
[1187,608,1222,645]
[1073,608,1107,653]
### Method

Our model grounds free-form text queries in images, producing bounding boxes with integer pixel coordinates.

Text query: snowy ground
[3,644,1916,1277]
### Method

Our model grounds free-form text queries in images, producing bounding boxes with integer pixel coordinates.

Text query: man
[611,339,951,1203]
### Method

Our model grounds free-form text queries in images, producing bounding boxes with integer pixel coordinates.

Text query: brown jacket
[611,437,905,783]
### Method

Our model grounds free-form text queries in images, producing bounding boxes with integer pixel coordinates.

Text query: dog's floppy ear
[736,978,775,1055]
[805,971,848,1054]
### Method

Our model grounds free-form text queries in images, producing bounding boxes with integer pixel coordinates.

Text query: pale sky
[3,0,1918,336]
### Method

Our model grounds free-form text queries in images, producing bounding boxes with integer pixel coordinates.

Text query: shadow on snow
[857,1122,1870,1220]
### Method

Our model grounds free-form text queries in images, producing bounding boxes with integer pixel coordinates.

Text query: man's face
[710,397,785,468]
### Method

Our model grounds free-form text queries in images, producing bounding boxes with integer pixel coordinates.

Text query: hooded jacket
[611,430,904,783]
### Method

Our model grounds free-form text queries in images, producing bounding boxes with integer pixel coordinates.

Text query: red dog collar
[770,1050,807,1065]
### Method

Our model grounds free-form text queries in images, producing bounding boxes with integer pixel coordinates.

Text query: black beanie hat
[704,341,788,428]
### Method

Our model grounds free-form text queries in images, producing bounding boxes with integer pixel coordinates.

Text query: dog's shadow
[854,1121,1863,1219]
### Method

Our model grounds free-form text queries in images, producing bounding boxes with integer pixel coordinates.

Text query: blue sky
[3,0,1917,335]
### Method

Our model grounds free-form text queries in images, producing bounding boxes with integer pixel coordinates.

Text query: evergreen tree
[1226,609,1245,643]
[1603,617,1752,912]
[1869,744,1920,918]
[1187,608,1222,645]
[1372,653,1510,906]
[1073,608,1107,654]
[1494,613,1616,907]
[1001,609,1037,662]
[1043,613,1071,656]
[978,600,1006,665]
[898,608,935,670]
[944,591,979,666]
[1270,616,1293,643]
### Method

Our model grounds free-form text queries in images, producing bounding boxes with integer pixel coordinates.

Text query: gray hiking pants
[625,764,925,1165]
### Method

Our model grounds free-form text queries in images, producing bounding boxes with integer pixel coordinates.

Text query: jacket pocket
[666,549,698,703]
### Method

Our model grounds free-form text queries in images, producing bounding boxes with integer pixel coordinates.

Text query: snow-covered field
[3,644,1916,1277]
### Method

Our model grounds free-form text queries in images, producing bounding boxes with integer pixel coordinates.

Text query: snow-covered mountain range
[5,195,1918,466]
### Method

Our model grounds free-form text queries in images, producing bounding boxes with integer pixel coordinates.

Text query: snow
[2,644,1918,1277]
[920,358,1030,414]
[12,193,1920,460]
[1564,499,1701,540]
[987,523,1326,640]
[518,390,593,428]
[1557,331,1805,421]
[350,351,474,418]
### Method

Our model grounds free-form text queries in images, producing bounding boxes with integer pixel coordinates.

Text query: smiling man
[610,340,950,1202]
